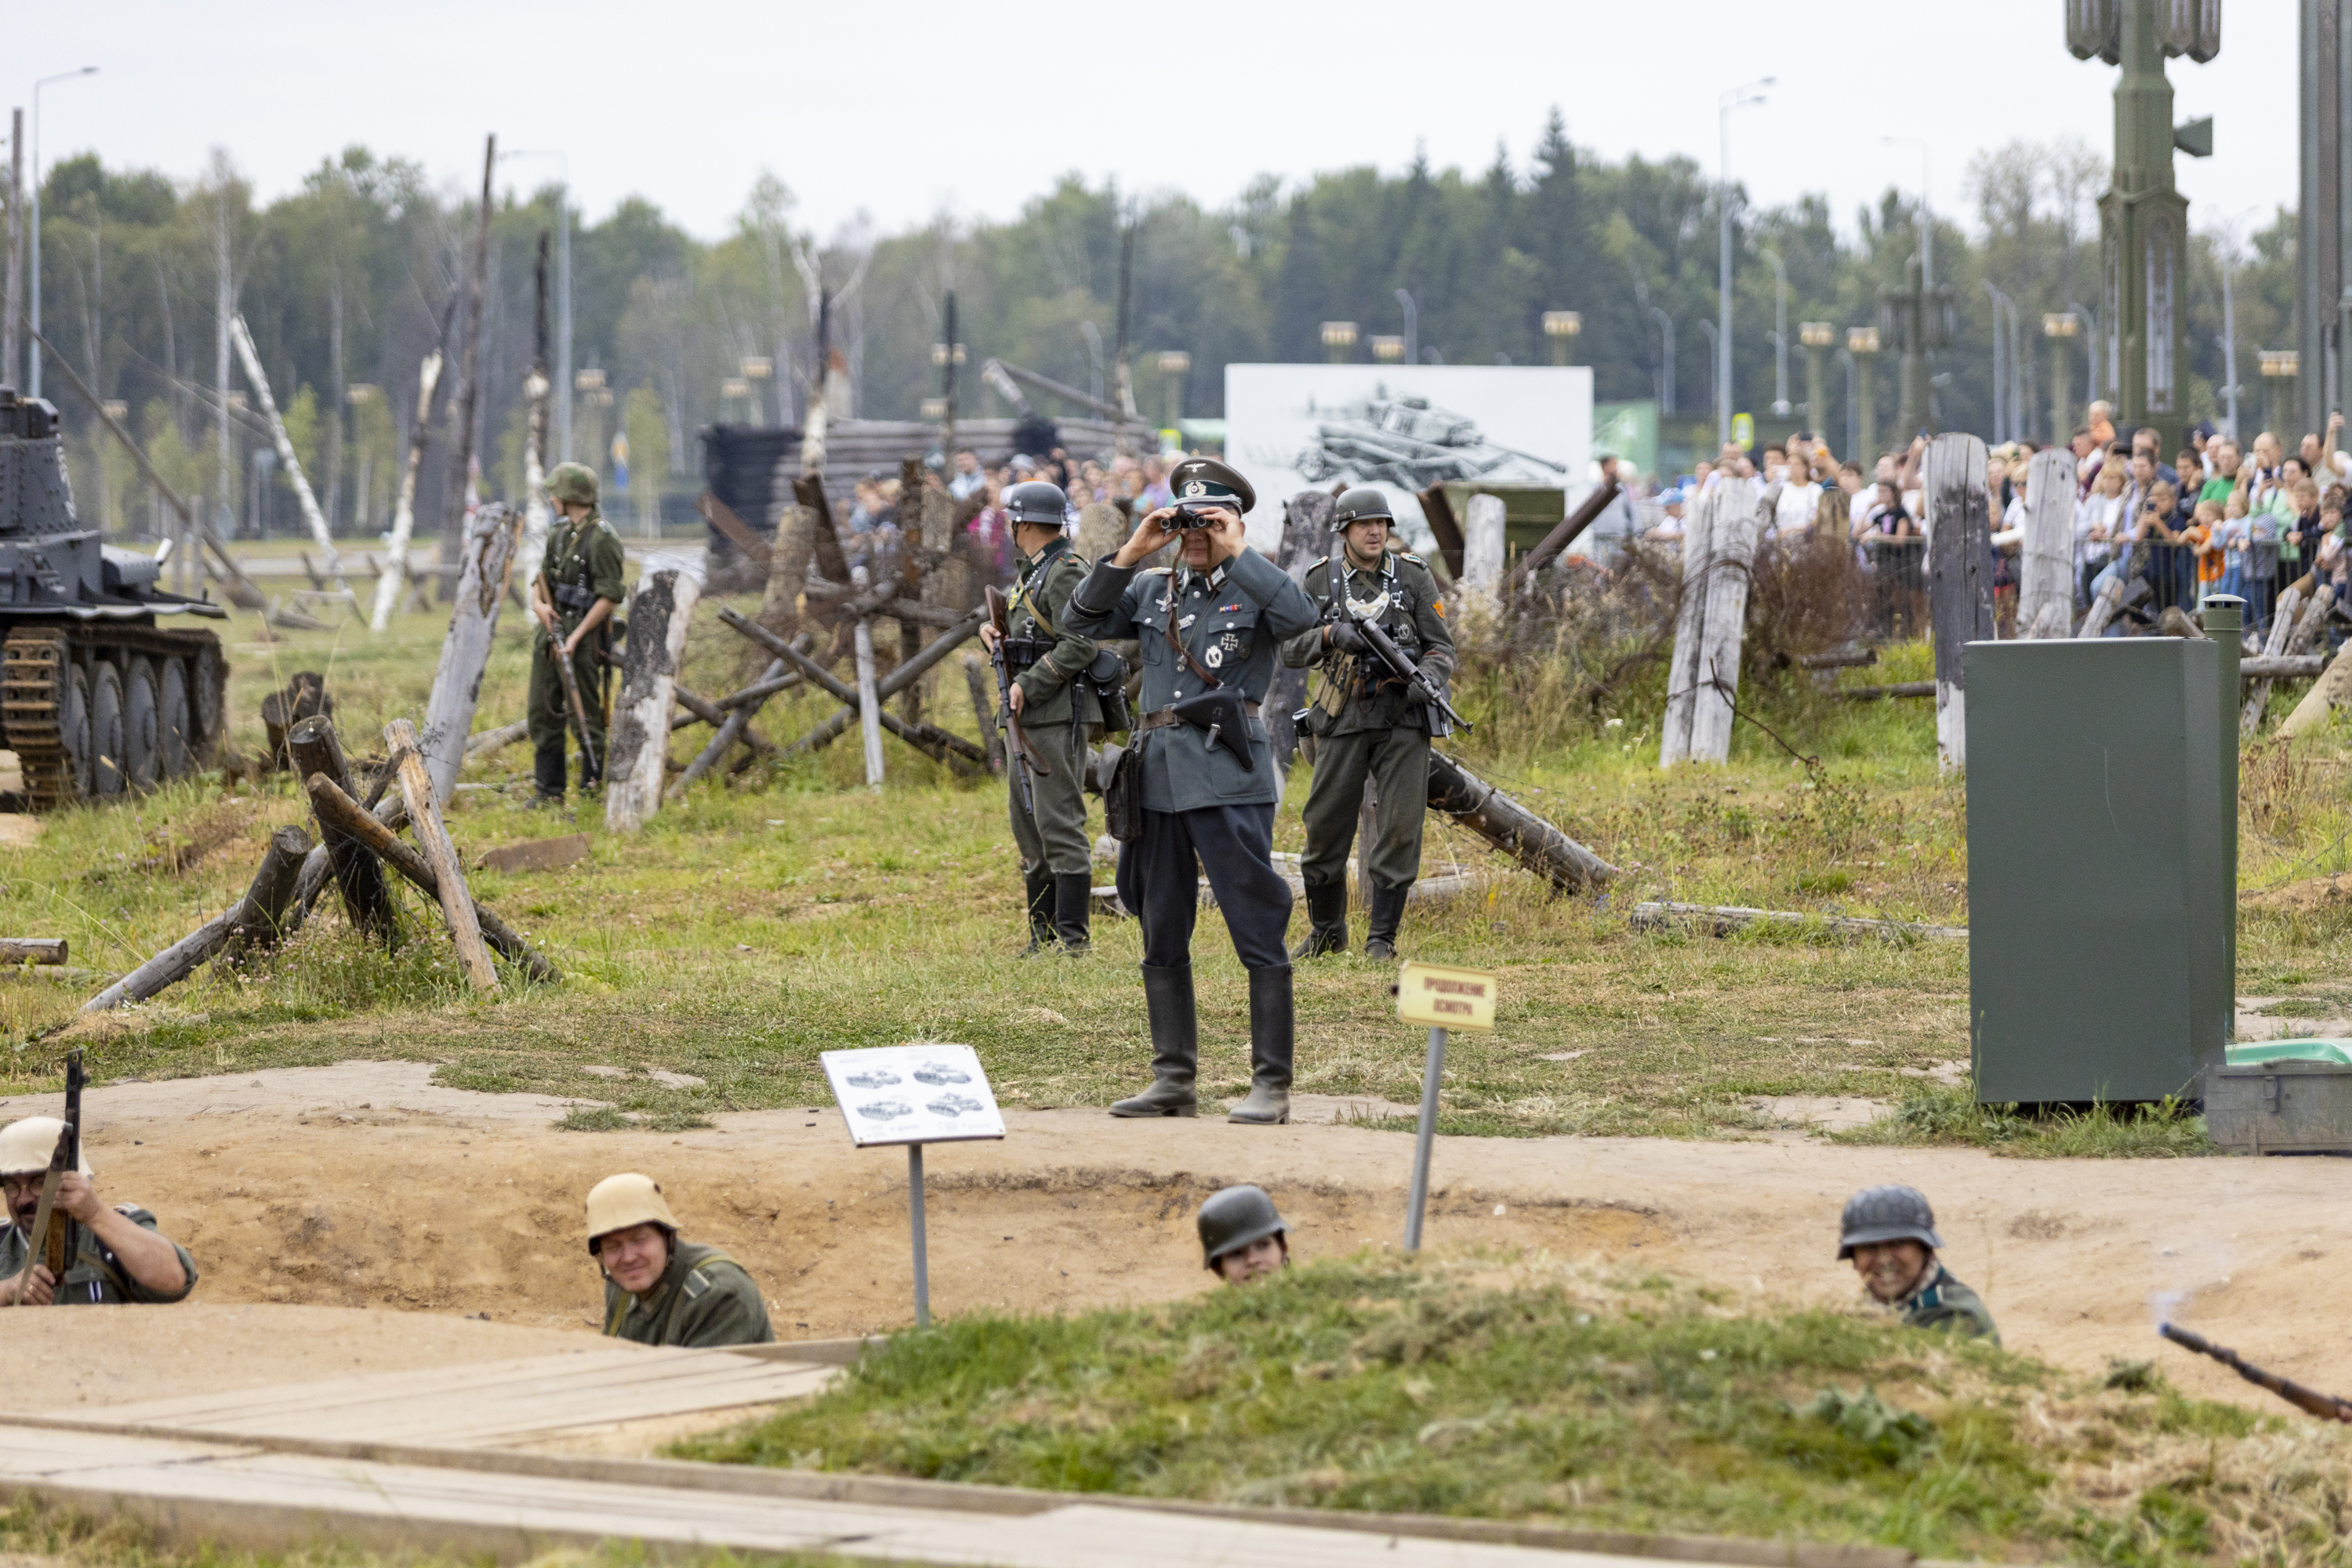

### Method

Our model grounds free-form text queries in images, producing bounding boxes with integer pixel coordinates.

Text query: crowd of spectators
[837,448,1183,592]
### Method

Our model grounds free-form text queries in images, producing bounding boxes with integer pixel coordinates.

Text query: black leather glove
[1328,620,1367,655]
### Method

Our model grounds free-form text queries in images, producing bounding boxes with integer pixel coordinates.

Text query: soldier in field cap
[1065,456,1321,1125]
[586,1172,774,1348]
[528,462,626,806]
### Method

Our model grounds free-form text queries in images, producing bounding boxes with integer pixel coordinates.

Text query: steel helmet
[1332,488,1394,528]
[1836,1185,1943,1259]
[1004,481,1071,528]
[0,1116,89,1178]
[548,462,599,507]
[586,1171,680,1255]
[1197,1183,1287,1269]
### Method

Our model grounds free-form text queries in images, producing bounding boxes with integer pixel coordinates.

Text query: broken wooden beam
[0,940,67,966]
[419,501,526,803]
[289,716,395,939]
[771,608,983,757]
[722,608,986,773]
[464,720,528,757]
[1629,900,1967,942]
[307,775,559,983]
[697,490,772,570]
[218,825,315,966]
[386,717,499,993]
[2240,654,2328,680]
[1425,753,1617,895]
[83,829,311,1011]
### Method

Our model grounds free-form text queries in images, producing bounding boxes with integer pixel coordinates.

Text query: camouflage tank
[0,387,226,809]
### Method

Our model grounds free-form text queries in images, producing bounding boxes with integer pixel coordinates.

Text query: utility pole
[214,179,234,575]
[1984,283,2011,442]
[1650,306,1676,417]
[2298,0,2336,437]
[1883,255,1946,441]
[1761,248,1790,418]
[28,68,99,401]
[1718,77,1772,449]
[2045,311,2080,444]
[1799,322,1833,431]
[441,133,495,601]
[2071,0,2217,454]
[2220,252,2241,441]
[3,109,20,390]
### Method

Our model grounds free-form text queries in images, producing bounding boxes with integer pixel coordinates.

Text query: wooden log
[1630,901,1967,942]
[385,717,499,993]
[670,655,789,800]
[82,828,312,1011]
[1461,493,1507,607]
[2016,446,2077,638]
[2240,655,2329,679]
[2077,573,2126,637]
[419,502,525,804]
[307,775,559,984]
[477,834,589,875]
[962,654,1006,775]
[1414,484,1466,580]
[260,672,332,771]
[1924,433,1993,772]
[464,720,528,757]
[1502,477,1621,594]
[1834,681,1937,701]
[1798,648,1878,670]
[758,503,812,644]
[2244,586,2333,734]
[2241,585,2305,735]
[0,939,65,966]
[713,667,808,712]
[218,825,315,965]
[782,608,982,757]
[230,314,346,589]
[370,347,445,631]
[668,685,779,753]
[288,716,394,939]
[698,491,772,569]
[734,615,986,774]
[793,474,851,590]
[1266,489,1334,775]
[1663,477,1762,766]
[604,557,703,833]
[1425,753,1617,894]
[1660,480,1720,766]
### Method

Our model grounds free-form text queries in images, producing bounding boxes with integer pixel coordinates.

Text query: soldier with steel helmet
[1064,456,1321,1126]
[1281,487,1456,961]
[1837,1184,1998,1342]
[586,1172,774,1347]
[528,462,627,806]
[0,1116,194,1306]
[1197,1183,1290,1284]
[977,479,1105,956]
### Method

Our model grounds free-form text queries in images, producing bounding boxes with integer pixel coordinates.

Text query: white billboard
[1223,364,1594,552]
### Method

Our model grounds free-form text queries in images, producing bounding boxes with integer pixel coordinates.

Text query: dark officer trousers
[1116,804,1294,972]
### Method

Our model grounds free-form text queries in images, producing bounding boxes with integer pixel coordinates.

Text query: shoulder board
[683,1267,712,1300]
[1399,552,1426,564]
[1138,566,1173,577]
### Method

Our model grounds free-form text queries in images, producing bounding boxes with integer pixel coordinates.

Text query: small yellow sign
[1396,961,1497,1032]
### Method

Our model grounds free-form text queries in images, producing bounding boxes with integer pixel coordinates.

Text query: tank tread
[2,629,72,811]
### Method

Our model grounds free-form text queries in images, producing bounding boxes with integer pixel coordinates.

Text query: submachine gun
[2160,1322,2352,1421]
[1314,533,1472,736]
[984,586,1048,815]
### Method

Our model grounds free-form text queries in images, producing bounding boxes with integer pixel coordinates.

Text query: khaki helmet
[548,462,600,508]
[0,1116,89,1178]
[1196,1183,1287,1270]
[585,1171,679,1255]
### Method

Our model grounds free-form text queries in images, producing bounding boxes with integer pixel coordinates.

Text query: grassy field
[5,600,2352,1149]
[684,1250,2350,1566]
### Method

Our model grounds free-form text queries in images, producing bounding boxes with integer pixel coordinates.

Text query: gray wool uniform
[1004,535,1099,879]
[1280,550,1456,894]
[1065,550,1319,970]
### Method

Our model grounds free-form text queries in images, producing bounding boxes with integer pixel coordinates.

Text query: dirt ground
[5,1061,2347,1420]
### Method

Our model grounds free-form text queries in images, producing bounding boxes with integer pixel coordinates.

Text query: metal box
[1965,638,2230,1103]
[2205,1062,2352,1153]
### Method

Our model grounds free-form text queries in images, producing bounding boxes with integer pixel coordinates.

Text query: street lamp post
[1697,319,1719,426]
[1760,249,1790,418]
[1319,321,1357,365]
[1541,310,1581,367]
[1848,327,1882,462]
[1984,282,2013,443]
[2044,312,2081,445]
[741,356,772,426]
[1394,289,1417,366]
[575,368,609,485]
[500,149,572,459]
[27,66,99,401]
[1799,321,1834,434]
[2259,350,2299,441]
[1156,350,1191,429]
[1649,306,1675,416]
[1718,76,1772,448]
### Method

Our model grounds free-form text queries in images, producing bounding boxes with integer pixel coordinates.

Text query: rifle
[550,626,602,780]
[984,586,1046,815]
[2160,1322,2352,1421]
[55,1050,82,1291]
[12,1120,73,1306]
[1320,543,1472,735]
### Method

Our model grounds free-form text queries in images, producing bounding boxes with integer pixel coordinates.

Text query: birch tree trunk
[419,503,525,804]
[229,314,343,586]
[1461,492,1507,608]
[604,554,705,832]
[371,349,444,631]
[1926,434,1994,772]
[520,367,551,605]
[2016,445,2076,638]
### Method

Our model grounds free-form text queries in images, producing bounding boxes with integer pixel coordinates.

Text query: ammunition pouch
[1101,743,1143,841]
[1001,634,1055,671]
[553,583,598,614]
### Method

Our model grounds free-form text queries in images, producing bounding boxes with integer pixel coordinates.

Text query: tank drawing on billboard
[1293,390,1569,491]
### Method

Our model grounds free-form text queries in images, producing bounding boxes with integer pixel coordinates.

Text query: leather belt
[1138,701,1260,731]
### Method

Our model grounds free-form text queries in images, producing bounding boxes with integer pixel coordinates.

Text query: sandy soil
[4,1061,2347,1419]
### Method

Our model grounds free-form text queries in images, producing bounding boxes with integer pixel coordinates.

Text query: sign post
[822,1044,1005,1328]
[1394,961,1497,1252]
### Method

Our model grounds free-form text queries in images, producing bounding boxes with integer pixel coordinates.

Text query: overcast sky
[16,1,2299,249]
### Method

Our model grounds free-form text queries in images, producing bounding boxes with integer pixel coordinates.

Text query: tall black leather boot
[1364,882,1412,961]
[1111,964,1198,1116]
[1053,872,1093,955]
[532,739,567,804]
[1227,965,1294,1124]
[1022,866,1056,955]
[1289,878,1349,960]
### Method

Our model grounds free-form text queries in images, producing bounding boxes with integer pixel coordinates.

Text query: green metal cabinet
[1965,637,2230,1104]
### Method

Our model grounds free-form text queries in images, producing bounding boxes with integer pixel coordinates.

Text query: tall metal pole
[2298,0,2337,440]
[1649,306,1675,416]
[1395,287,1417,367]
[27,68,98,401]
[906,1142,930,1327]
[2220,257,2241,441]
[503,151,572,463]
[1841,349,1858,459]
[1762,248,1789,418]
[4,108,21,391]
[1984,283,2010,442]
[1403,1027,1448,1252]
[1717,78,1771,448]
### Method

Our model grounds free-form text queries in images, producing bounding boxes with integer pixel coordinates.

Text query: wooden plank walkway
[0,1420,1723,1567]
[85,1347,835,1449]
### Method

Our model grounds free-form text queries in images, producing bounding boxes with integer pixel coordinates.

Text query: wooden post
[1267,489,1334,777]
[288,715,394,938]
[83,829,311,1011]
[306,775,558,982]
[385,717,498,993]
[2248,584,2334,736]
[604,556,704,832]
[963,653,1005,775]
[851,564,886,789]
[230,314,345,589]
[1425,753,1618,893]
[1414,484,1467,580]
[782,610,982,756]
[2016,445,2077,638]
[219,826,316,966]
[1659,480,1721,766]
[760,500,815,644]
[371,347,445,631]
[419,503,526,804]
[1461,492,1506,607]
[1662,477,1760,766]
[1925,433,1994,772]
[437,135,495,604]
